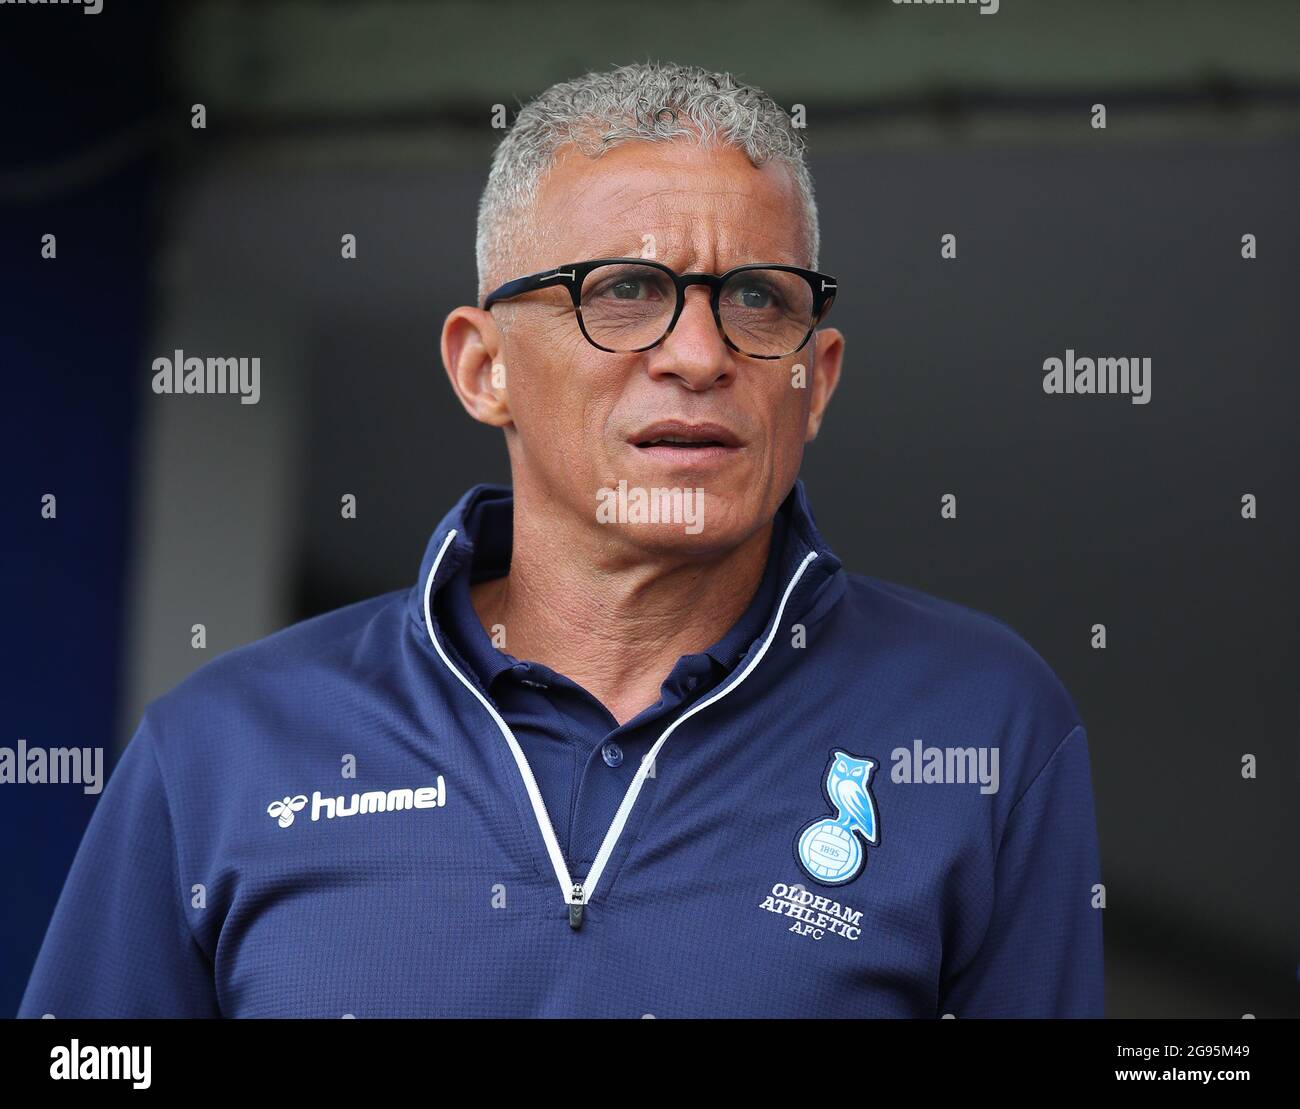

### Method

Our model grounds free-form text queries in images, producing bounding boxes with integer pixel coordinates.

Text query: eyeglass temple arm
[481,267,579,309]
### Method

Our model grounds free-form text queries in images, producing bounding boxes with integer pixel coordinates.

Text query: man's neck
[469,499,774,727]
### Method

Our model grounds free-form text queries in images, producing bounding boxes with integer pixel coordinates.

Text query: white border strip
[424,528,818,910]
[582,550,818,898]
[423,530,575,898]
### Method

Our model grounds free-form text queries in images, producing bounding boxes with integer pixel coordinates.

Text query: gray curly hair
[475,61,820,305]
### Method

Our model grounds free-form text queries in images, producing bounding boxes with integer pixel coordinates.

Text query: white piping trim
[423,530,574,898]
[423,528,819,910]
[582,549,818,899]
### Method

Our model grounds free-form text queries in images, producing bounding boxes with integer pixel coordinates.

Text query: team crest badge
[794,749,880,885]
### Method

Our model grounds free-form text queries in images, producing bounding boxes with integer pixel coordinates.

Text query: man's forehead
[579,224,775,262]
[532,140,805,265]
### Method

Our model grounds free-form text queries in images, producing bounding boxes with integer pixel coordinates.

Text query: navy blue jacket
[20,481,1103,1017]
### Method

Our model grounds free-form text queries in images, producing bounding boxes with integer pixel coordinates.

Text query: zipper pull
[569,883,585,930]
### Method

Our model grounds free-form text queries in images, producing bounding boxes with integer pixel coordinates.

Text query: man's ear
[441,306,512,428]
[805,326,844,442]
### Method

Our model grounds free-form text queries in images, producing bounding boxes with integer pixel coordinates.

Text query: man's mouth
[629,421,742,452]
[637,436,725,449]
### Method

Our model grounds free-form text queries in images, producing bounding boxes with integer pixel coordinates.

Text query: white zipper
[423,528,817,929]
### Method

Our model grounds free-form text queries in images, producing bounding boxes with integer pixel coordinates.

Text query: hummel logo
[267,795,308,827]
[266,778,447,829]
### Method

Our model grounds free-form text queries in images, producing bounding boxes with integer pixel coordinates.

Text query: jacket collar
[407,479,845,658]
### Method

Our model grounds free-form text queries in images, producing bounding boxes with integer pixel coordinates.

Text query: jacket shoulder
[141,589,408,755]
[835,571,1084,740]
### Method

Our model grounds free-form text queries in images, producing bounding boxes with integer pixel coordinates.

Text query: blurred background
[3,0,1297,1018]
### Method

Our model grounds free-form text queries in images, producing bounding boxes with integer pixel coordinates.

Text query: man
[20,62,1102,1018]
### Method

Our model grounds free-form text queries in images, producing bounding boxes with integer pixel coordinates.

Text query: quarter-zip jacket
[430,487,788,876]
[19,480,1103,1018]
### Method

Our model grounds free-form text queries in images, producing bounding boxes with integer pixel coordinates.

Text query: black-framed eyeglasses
[481,258,837,360]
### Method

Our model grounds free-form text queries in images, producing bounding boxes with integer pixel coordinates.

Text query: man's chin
[591,483,753,554]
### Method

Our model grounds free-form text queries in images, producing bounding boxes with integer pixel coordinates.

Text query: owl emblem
[794,750,880,885]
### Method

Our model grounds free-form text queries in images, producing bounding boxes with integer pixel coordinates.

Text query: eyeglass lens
[577,263,815,356]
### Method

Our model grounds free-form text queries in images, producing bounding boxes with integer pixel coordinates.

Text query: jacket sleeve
[939,724,1105,1017]
[17,713,221,1018]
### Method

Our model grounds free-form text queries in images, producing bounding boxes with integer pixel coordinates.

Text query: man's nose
[647,286,735,390]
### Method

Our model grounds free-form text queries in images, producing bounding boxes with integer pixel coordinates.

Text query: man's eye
[732,283,776,309]
[610,280,644,299]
